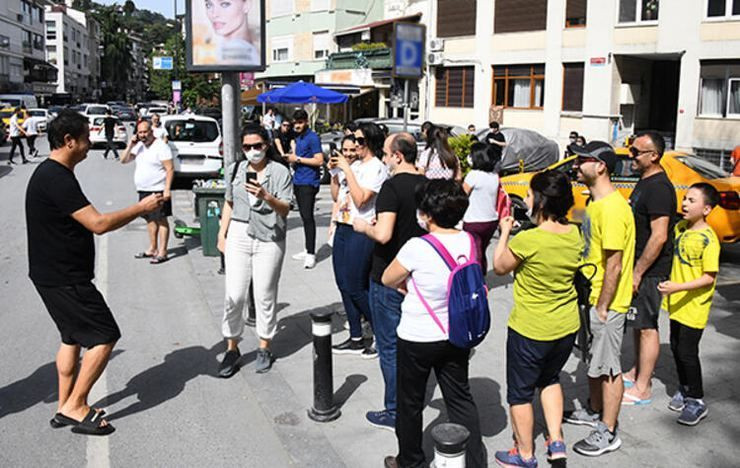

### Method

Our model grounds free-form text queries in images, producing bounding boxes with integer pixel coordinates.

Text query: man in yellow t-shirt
[657,183,720,426]
[565,141,635,458]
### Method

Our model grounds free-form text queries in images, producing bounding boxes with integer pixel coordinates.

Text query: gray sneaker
[677,398,707,426]
[573,421,622,457]
[255,348,274,374]
[563,405,601,427]
[668,389,686,412]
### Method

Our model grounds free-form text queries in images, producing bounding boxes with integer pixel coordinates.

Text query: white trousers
[222,220,286,341]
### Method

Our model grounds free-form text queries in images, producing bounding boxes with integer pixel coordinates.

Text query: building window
[562,63,584,111]
[618,0,659,23]
[46,21,56,40]
[437,0,476,37]
[271,0,293,18]
[435,66,475,108]
[698,60,740,117]
[313,31,330,60]
[566,0,587,27]
[492,64,545,109]
[34,34,44,51]
[271,36,292,63]
[0,35,9,49]
[310,0,330,11]
[706,0,740,18]
[495,0,547,34]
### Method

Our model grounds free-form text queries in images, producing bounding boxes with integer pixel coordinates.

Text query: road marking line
[87,235,111,468]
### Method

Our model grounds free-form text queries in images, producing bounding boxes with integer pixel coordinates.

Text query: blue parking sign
[393,23,425,79]
[153,56,174,70]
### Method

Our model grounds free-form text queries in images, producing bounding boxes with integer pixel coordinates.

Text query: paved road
[0,136,738,467]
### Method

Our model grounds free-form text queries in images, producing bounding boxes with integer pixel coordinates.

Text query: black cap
[570,141,617,174]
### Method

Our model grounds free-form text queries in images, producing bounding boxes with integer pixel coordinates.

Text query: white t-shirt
[417,148,456,180]
[335,157,388,224]
[263,113,275,131]
[463,170,500,223]
[152,125,168,140]
[396,231,474,342]
[9,114,22,138]
[23,117,39,135]
[132,138,173,191]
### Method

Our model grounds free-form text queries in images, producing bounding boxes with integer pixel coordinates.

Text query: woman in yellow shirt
[493,170,583,467]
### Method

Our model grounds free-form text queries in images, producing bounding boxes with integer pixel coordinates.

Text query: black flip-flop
[50,409,106,429]
[149,256,168,264]
[134,252,155,259]
[70,408,115,436]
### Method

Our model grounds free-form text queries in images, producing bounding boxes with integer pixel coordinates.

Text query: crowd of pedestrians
[23,106,724,468]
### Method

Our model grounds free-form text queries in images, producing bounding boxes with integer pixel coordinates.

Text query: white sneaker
[292,251,307,260]
[304,254,316,269]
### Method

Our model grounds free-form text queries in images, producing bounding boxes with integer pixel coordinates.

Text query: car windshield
[165,120,219,142]
[1,99,21,107]
[29,110,45,117]
[0,110,13,119]
[87,106,108,115]
[674,155,730,180]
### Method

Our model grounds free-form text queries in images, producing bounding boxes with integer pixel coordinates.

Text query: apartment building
[257,0,383,87]
[419,0,740,164]
[0,0,56,97]
[45,4,96,101]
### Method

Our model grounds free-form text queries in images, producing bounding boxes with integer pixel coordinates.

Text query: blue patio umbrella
[257,81,348,104]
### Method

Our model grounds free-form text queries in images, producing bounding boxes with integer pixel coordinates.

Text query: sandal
[149,255,168,264]
[134,252,155,259]
[70,408,115,436]
[50,409,105,428]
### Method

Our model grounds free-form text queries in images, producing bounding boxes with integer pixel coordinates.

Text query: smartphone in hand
[246,172,258,184]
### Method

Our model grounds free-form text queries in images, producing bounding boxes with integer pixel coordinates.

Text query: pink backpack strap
[421,234,457,270]
[410,276,447,334]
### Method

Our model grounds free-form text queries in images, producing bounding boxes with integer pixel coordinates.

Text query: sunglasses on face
[629,147,653,158]
[242,143,264,151]
[575,156,601,165]
[355,137,366,146]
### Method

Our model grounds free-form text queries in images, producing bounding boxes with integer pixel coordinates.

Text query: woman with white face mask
[217,125,293,376]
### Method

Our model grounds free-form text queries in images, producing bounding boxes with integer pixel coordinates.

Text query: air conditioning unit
[429,38,445,52]
[428,52,444,66]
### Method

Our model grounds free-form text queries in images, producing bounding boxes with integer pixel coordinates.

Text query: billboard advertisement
[186,0,265,72]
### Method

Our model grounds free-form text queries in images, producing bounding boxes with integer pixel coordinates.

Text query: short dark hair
[636,131,665,158]
[358,122,385,159]
[468,124,476,130]
[489,121,500,130]
[390,133,417,164]
[689,182,720,208]
[344,121,358,133]
[292,109,309,121]
[47,109,89,150]
[470,142,495,172]
[416,179,469,229]
[529,170,574,224]
[341,134,356,147]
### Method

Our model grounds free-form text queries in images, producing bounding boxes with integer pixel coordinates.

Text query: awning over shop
[241,88,262,106]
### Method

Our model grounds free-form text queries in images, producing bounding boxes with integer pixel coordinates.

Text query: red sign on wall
[590,57,607,66]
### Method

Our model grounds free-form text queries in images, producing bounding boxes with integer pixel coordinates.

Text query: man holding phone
[121,120,174,264]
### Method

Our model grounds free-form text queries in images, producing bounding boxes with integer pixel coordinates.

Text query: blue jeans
[332,224,373,338]
[369,280,403,412]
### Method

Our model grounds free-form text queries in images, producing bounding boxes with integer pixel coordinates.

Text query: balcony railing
[325,47,391,70]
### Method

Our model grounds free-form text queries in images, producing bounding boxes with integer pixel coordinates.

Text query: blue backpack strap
[420,234,457,270]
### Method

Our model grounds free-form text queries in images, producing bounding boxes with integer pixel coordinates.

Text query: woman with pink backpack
[381,179,487,468]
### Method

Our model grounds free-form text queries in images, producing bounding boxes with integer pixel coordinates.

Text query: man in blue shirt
[285,109,324,268]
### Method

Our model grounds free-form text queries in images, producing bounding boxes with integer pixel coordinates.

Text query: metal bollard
[307,310,341,422]
[430,423,470,468]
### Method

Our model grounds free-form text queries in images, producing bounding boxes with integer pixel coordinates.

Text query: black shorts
[627,276,666,330]
[35,282,121,348]
[506,327,576,405]
[138,191,172,221]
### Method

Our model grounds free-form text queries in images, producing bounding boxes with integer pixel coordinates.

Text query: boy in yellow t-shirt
[658,183,721,426]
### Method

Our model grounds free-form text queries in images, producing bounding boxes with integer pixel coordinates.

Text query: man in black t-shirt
[102,110,119,160]
[622,131,676,405]
[353,132,426,431]
[484,121,506,161]
[25,110,162,435]
[273,119,295,157]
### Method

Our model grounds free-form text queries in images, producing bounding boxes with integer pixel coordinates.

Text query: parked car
[161,115,223,181]
[143,106,168,117]
[89,116,128,148]
[501,150,740,243]
[47,105,66,117]
[80,103,111,119]
[27,108,53,132]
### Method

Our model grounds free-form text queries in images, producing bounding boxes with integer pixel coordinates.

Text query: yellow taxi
[1,106,26,134]
[500,150,740,243]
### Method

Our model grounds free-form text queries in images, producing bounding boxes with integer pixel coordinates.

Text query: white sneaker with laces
[292,251,307,261]
[304,254,316,269]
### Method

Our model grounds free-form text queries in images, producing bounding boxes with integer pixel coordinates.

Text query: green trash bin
[193,186,225,257]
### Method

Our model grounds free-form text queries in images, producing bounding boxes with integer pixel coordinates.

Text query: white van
[0,94,38,110]
[160,115,223,180]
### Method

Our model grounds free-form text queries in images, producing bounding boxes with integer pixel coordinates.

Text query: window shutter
[563,63,584,111]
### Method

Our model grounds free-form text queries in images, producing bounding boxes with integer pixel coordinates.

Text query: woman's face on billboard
[205,0,249,39]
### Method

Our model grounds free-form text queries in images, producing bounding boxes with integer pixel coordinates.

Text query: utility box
[193,186,225,257]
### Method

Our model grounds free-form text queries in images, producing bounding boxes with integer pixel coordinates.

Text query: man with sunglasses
[622,132,676,406]
[274,119,295,157]
[286,109,324,269]
[565,141,635,457]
